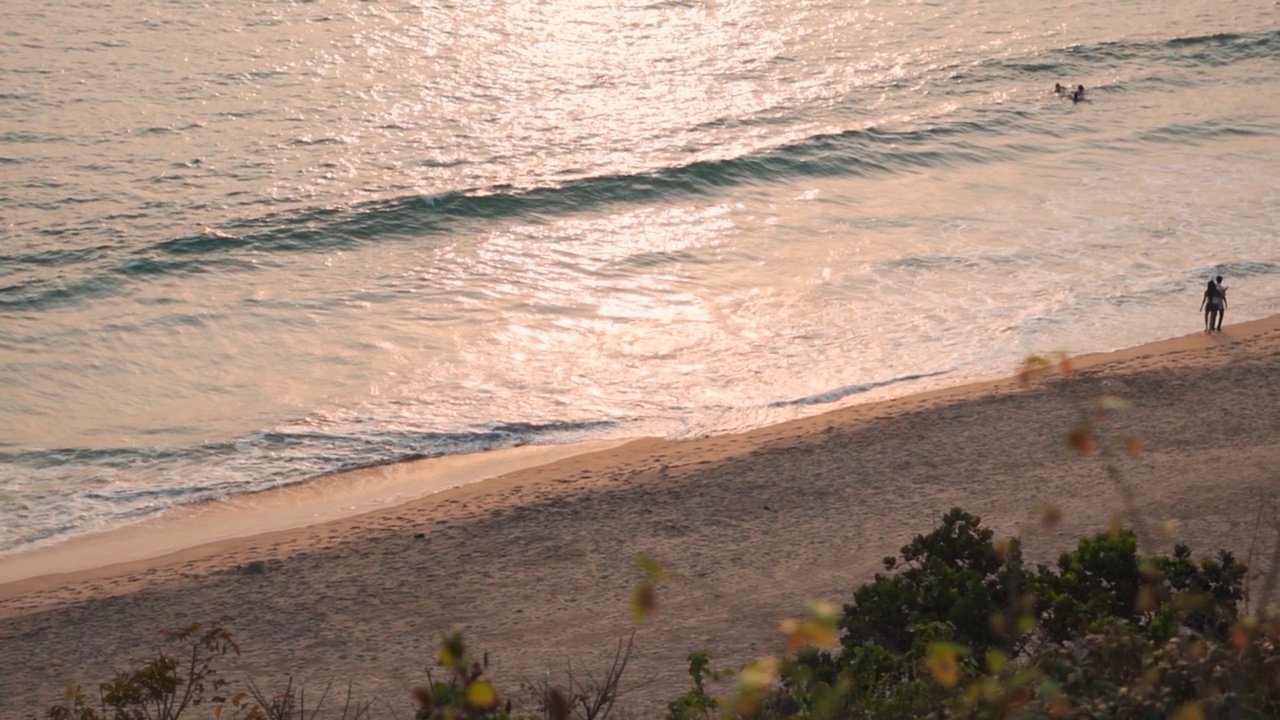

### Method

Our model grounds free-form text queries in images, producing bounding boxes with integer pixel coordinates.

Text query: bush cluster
[42,509,1278,720]
[669,508,1278,719]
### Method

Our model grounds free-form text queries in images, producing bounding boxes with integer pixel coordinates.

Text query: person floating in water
[1054,83,1067,95]
[1200,276,1227,333]
[1070,84,1087,103]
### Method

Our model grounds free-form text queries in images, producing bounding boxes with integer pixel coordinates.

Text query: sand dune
[1,317,1277,718]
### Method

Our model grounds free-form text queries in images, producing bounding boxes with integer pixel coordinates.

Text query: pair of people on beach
[1200,275,1227,333]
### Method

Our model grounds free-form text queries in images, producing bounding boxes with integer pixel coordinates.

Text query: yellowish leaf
[1057,356,1075,377]
[986,649,1008,674]
[1037,502,1062,530]
[1018,355,1052,387]
[1066,422,1094,455]
[804,619,838,649]
[1136,586,1158,613]
[780,598,840,652]
[636,553,666,580]
[780,618,801,652]
[1231,625,1251,652]
[1108,513,1126,538]
[780,617,838,653]
[805,598,839,625]
[1123,435,1143,455]
[926,643,963,689]
[466,680,498,709]
[739,656,781,690]
[438,628,466,668]
[631,581,657,625]
[1093,395,1133,413]
[994,538,1011,562]
[1174,702,1205,720]
[1017,614,1037,634]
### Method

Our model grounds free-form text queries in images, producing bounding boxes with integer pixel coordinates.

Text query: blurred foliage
[413,627,512,720]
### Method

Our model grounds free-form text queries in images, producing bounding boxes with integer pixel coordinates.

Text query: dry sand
[1,317,1277,718]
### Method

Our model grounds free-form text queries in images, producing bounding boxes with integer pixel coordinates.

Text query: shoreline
[1,315,1277,716]
[1,316,1271,593]
[2,315,1275,600]
[0,439,631,587]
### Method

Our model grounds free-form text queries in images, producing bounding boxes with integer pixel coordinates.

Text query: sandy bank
[0,316,1277,718]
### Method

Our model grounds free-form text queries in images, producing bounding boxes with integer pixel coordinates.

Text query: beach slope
[1,318,1277,718]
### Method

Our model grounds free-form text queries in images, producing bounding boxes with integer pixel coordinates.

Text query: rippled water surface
[2,0,1278,553]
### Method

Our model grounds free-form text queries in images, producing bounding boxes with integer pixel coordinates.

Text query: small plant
[412,628,510,720]
[526,631,645,720]
[47,622,239,720]
[665,651,723,720]
[240,677,372,720]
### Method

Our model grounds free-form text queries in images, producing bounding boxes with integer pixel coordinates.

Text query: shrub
[665,651,721,720]
[840,508,1029,660]
[46,623,239,720]
[767,508,1264,718]
[1036,531,1248,646]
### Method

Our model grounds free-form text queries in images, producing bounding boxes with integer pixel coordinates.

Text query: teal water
[2,0,1278,554]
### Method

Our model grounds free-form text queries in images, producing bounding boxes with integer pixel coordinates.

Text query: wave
[1056,29,1279,69]
[0,418,619,469]
[1203,260,1280,279]
[0,121,1038,310]
[203,123,1023,251]
[769,371,950,408]
[0,417,622,552]
[975,29,1280,92]
[879,253,1030,272]
[1134,121,1269,144]
[3,27,1276,314]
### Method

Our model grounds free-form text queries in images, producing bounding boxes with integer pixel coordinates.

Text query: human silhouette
[1200,277,1227,333]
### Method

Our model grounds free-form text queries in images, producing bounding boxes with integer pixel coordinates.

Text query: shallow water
[1,0,1278,553]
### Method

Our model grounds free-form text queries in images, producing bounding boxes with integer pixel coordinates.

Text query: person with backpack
[1200,276,1227,333]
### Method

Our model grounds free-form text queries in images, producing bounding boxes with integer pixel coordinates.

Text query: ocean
[1,0,1277,557]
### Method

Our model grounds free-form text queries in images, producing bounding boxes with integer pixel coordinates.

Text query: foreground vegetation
[42,505,1279,720]
[669,508,1280,719]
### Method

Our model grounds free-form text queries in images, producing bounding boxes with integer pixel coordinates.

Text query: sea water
[1,0,1277,555]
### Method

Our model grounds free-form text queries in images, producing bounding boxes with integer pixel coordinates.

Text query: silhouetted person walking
[1200,276,1226,333]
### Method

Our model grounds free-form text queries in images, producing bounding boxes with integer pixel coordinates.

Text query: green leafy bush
[754,508,1272,718]
[840,508,1029,660]
[666,651,722,720]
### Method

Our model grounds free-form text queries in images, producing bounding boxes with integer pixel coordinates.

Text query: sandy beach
[1,317,1277,718]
